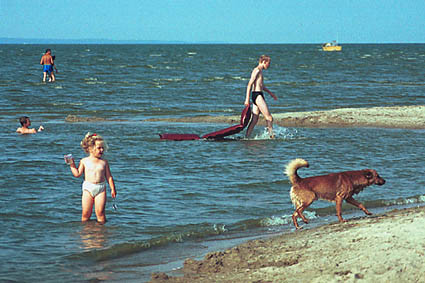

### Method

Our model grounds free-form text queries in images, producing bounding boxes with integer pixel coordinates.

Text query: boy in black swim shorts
[244,55,277,138]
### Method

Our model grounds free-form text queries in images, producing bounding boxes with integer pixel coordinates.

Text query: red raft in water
[159,105,252,141]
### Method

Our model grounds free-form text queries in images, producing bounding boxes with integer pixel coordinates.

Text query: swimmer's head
[80,132,109,154]
[19,116,30,126]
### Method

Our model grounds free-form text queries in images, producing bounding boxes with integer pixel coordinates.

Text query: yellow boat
[322,41,342,51]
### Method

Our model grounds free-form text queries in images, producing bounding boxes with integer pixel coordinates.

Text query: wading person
[244,55,277,138]
[67,133,117,223]
[40,49,55,82]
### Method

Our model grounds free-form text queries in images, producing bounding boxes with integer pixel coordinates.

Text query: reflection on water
[78,221,108,250]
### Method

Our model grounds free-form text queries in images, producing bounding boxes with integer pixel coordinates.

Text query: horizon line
[1,37,424,45]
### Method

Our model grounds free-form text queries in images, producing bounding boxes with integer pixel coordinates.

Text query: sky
[1,0,424,43]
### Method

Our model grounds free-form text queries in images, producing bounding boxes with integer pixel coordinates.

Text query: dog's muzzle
[376,178,386,185]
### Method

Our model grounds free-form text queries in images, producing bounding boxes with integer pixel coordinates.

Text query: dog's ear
[364,171,373,179]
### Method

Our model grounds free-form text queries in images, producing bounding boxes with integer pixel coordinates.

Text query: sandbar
[145,105,425,129]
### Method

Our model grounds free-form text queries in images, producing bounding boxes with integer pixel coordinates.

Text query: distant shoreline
[143,105,425,130]
[2,39,425,45]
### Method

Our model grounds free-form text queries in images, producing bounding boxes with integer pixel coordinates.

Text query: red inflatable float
[159,105,252,141]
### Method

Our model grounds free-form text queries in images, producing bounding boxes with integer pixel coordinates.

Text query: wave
[311,194,425,217]
[67,194,425,262]
[68,222,230,262]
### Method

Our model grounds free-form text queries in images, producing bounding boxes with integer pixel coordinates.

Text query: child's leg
[43,72,47,82]
[255,96,274,137]
[81,190,94,221]
[245,105,260,138]
[94,190,107,224]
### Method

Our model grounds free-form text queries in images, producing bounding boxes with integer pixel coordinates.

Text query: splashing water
[253,126,299,140]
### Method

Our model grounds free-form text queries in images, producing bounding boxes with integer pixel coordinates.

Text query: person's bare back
[40,53,53,65]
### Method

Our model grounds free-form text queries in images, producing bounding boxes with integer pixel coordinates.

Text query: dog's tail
[285,158,309,184]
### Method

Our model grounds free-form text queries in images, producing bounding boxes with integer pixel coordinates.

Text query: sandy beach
[144,105,425,129]
[66,105,425,282]
[151,205,425,282]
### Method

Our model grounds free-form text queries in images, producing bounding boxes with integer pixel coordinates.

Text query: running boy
[16,116,44,134]
[244,55,277,138]
[67,133,117,223]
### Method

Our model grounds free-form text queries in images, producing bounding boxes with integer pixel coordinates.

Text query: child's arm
[264,86,277,100]
[105,160,116,198]
[70,158,84,178]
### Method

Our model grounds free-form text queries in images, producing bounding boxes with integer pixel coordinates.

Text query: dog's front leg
[335,196,347,223]
[346,197,372,215]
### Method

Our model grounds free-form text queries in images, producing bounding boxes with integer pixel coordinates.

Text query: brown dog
[285,158,385,229]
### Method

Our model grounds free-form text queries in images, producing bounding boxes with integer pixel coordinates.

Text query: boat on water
[322,41,342,51]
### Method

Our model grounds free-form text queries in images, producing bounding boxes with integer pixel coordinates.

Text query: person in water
[67,132,117,223]
[244,55,277,138]
[16,116,44,134]
[52,55,59,75]
[40,49,55,82]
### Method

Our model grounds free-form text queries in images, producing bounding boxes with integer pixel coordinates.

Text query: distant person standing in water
[16,116,44,134]
[40,49,55,82]
[244,55,277,138]
[52,55,59,75]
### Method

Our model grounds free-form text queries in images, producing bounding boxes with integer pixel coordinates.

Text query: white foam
[260,215,292,226]
[253,126,299,140]
[213,224,227,233]
[260,211,317,227]
[384,195,425,206]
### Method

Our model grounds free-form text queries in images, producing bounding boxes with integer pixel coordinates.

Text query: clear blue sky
[1,0,424,43]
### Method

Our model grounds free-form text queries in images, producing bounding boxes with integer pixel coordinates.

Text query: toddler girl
[67,132,117,223]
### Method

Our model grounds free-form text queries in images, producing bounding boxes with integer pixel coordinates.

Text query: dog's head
[364,169,386,186]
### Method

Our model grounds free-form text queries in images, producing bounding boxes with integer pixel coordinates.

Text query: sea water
[0,44,424,282]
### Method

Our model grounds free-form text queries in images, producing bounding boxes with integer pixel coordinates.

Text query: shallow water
[0,44,424,282]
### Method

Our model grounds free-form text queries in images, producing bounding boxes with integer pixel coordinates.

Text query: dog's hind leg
[292,203,313,229]
[291,187,316,229]
[345,196,372,216]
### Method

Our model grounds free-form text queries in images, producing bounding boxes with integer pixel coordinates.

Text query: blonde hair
[80,132,108,153]
[259,55,271,63]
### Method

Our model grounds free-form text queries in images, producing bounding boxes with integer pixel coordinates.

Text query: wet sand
[145,105,425,129]
[151,205,425,282]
